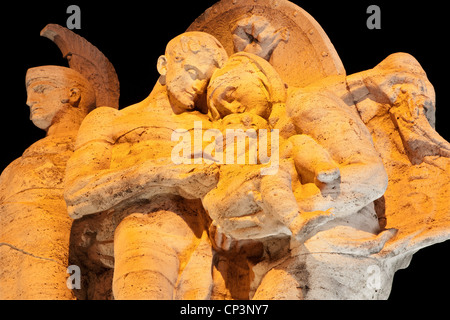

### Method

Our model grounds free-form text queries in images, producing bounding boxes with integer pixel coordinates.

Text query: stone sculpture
[64,31,229,300]
[0,24,119,299]
[186,0,450,299]
[1,0,449,300]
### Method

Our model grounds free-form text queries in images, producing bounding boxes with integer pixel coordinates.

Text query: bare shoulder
[76,107,123,148]
[286,88,358,129]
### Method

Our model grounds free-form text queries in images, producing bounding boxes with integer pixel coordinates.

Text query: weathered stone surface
[2,0,449,300]
[0,24,119,299]
[187,0,345,88]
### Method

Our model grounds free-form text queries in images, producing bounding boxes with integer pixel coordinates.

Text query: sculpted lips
[185,90,197,103]
[30,106,42,115]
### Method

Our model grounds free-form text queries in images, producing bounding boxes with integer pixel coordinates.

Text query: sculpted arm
[286,91,388,217]
[64,107,218,219]
[64,107,131,218]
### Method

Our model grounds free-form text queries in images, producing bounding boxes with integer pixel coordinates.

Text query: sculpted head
[207,52,286,121]
[157,32,228,114]
[26,66,96,131]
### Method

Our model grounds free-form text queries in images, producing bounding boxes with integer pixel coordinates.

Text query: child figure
[204,52,340,247]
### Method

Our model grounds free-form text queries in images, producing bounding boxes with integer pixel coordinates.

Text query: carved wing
[40,24,120,109]
[347,52,450,258]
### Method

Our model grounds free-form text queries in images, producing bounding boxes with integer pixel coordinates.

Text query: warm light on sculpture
[0,0,449,301]
[0,24,119,299]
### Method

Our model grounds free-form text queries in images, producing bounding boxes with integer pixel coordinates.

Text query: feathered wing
[40,24,120,109]
[346,52,450,258]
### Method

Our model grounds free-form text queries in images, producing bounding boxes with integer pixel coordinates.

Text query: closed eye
[187,68,198,79]
[185,65,204,80]
[223,86,237,103]
[33,84,52,94]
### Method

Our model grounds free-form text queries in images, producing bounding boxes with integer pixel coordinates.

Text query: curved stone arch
[187,0,345,88]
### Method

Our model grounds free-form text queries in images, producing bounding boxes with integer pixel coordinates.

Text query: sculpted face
[26,80,75,130]
[166,50,217,110]
[25,66,93,131]
[207,54,273,121]
[208,72,271,120]
[158,32,228,113]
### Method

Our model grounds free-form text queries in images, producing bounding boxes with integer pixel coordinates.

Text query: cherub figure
[204,51,345,247]
[202,48,392,300]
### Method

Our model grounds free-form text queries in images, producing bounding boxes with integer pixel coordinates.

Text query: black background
[1,0,449,302]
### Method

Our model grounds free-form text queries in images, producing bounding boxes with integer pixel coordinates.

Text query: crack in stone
[0,242,65,266]
[0,187,63,205]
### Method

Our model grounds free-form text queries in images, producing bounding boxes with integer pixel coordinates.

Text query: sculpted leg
[252,268,304,300]
[0,200,74,300]
[113,199,208,300]
[113,213,178,299]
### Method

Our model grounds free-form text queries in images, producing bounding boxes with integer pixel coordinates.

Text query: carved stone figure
[64,31,229,300]
[2,0,449,300]
[188,0,345,88]
[231,13,289,61]
[0,24,119,299]
[188,0,450,300]
[201,44,392,300]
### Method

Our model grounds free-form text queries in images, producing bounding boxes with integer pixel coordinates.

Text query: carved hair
[207,52,286,120]
[166,32,228,69]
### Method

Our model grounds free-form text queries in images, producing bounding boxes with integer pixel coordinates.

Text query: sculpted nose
[26,91,39,108]
[26,98,36,108]
[193,79,207,94]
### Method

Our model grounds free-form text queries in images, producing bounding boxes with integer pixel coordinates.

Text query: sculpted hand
[203,160,337,247]
[138,160,220,200]
[208,223,264,259]
[288,209,335,242]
